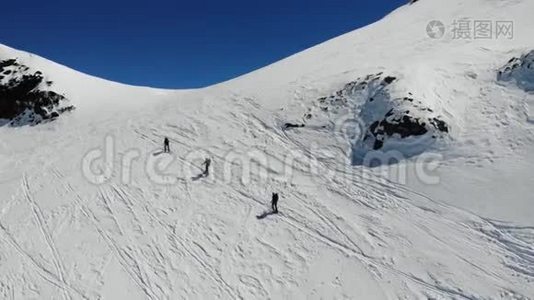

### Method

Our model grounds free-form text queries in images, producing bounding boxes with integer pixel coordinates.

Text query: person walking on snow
[164,137,170,153]
[202,158,211,177]
[271,193,279,214]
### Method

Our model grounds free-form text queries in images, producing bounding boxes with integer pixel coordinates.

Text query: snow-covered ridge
[0,43,178,116]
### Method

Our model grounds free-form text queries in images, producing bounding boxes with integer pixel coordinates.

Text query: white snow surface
[1,0,534,298]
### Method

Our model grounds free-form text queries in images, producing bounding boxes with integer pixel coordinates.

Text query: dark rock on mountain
[290,72,449,157]
[498,50,534,92]
[0,59,74,126]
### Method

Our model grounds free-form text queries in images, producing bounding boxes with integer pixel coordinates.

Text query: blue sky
[0,0,406,88]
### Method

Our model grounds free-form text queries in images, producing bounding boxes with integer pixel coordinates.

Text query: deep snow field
[1,0,534,298]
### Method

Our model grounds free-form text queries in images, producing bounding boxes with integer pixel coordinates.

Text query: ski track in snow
[21,174,72,300]
[1,102,533,299]
[0,95,533,299]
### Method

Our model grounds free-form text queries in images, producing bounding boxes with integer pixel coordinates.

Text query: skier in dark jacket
[164,137,170,153]
[202,158,211,177]
[271,193,279,213]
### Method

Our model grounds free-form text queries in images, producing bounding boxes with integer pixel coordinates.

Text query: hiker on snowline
[202,158,211,176]
[164,137,170,153]
[271,193,279,213]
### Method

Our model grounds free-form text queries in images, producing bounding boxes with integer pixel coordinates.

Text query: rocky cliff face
[286,73,449,163]
[0,59,74,126]
[498,50,534,92]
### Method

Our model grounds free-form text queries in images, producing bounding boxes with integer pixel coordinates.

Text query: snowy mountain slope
[1,0,534,299]
[216,0,534,224]
[2,92,534,299]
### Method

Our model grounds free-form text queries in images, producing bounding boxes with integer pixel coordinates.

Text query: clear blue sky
[0,0,406,88]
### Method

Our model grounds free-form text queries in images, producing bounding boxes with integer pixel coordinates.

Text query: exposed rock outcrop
[288,73,449,164]
[498,50,534,92]
[0,59,74,126]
